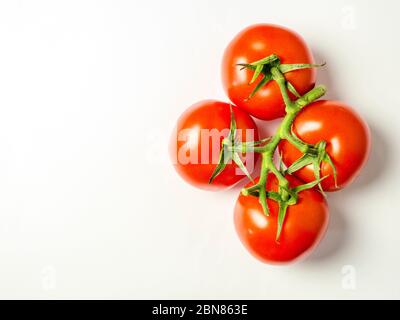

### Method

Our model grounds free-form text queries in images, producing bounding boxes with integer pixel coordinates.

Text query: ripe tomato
[234,174,328,264]
[221,24,316,120]
[279,100,371,191]
[170,100,259,191]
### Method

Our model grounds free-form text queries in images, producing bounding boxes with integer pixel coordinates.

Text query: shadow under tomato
[342,124,389,193]
[305,203,348,263]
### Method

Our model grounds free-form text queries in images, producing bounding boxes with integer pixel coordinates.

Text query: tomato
[234,174,328,264]
[279,100,371,191]
[221,24,316,120]
[170,100,259,191]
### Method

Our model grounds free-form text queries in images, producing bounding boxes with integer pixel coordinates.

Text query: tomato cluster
[170,24,370,265]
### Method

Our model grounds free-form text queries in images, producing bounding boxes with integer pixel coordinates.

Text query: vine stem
[241,67,326,208]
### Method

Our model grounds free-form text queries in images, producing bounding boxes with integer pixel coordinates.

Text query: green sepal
[245,189,259,197]
[250,64,264,84]
[286,140,338,192]
[240,137,272,149]
[266,191,281,202]
[278,152,286,173]
[292,175,329,193]
[241,184,260,197]
[286,153,313,174]
[287,81,301,98]
[258,186,269,216]
[276,201,289,241]
[275,175,328,241]
[228,105,236,142]
[237,63,256,71]
[237,54,281,100]
[312,158,326,195]
[279,62,326,74]
[249,54,280,67]
[209,148,231,184]
[257,170,270,216]
[248,73,272,99]
[323,153,338,188]
[282,185,297,199]
[239,56,325,102]
[209,105,256,184]
[232,152,254,183]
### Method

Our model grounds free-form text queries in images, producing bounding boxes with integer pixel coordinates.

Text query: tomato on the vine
[279,100,371,191]
[234,174,328,264]
[170,100,259,191]
[222,24,316,120]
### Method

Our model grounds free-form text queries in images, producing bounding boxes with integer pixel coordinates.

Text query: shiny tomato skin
[222,24,316,120]
[234,174,328,264]
[170,100,259,191]
[279,100,371,191]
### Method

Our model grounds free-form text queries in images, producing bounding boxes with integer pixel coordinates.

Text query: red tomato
[170,100,259,191]
[222,24,316,121]
[234,174,328,264]
[279,100,371,191]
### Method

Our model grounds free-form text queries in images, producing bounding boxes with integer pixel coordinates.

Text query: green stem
[242,84,326,201]
[226,138,272,153]
[270,67,295,112]
[231,54,328,240]
[285,131,309,153]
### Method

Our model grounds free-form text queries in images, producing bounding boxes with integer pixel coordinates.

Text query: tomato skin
[170,100,259,191]
[222,24,316,121]
[234,174,328,264]
[279,100,371,191]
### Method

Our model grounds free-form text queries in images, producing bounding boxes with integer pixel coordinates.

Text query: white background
[0,0,399,299]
